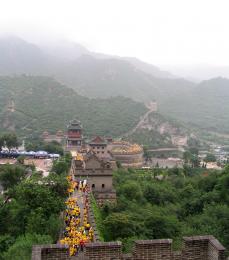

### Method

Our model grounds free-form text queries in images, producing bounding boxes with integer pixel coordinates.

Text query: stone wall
[32,236,226,260]
[172,251,182,260]
[85,242,122,260]
[132,239,172,260]
[182,236,226,260]
[111,152,143,165]
[208,236,226,260]
[182,236,209,260]
[32,245,69,260]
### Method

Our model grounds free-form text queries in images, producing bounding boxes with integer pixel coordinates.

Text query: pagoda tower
[66,119,83,151]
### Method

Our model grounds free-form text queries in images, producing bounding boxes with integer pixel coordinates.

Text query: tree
[14,181,65,216]
[118,181,143,201]
[189,204,229,249]
[3,233,52,260]
[103,213,135,240]
[145,210,181,239]
[45,173,68,198]
[204,153,216,163]
[43,141,64,155]
[183,151,192,163]
[51,160,69,175]
[26,208,47,235]
[190,154,200,168]
[17,155,26,165]
[0,133,18,150]
[25,140,63,155]
[143,183,176,205]
[0,235,15,256]
[0,165,26,190]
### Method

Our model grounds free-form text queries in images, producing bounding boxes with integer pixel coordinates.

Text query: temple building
[66,119,83,151]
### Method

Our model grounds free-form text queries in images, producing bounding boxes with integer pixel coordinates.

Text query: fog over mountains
[1,35,229,134]
[0,35,194,101]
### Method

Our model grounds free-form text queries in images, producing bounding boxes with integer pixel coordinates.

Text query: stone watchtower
[89,136,109,159]
[66,119,83,151]
[72,151,116,205]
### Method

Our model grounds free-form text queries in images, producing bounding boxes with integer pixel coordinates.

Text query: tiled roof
[90,136,106,144]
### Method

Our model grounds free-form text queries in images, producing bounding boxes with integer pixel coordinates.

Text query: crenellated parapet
[32,235,226,260]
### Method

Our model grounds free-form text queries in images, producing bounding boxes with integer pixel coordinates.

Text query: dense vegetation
[0,75,146,138]
[0,36,193,103]
[98,167,229,253]
[128,128,173,148]
[127,112,187,148]
[0,133,18,150]
[1,37,229,135]
[56,55,194,103]
[0,154,71,259]
[161,77,229,134]
[25,140,64,155]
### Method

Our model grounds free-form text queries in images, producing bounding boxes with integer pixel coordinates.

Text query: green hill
[1,37,229,135]
[161,77,229,133]
[0,75,147,138]
[0,36,194,103]
[56,55,194,103]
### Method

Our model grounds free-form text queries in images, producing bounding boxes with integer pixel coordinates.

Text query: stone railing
[32,235,227,260]
[87,192,100,242]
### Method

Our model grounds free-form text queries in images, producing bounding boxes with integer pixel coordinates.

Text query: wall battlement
[32,235,226,260]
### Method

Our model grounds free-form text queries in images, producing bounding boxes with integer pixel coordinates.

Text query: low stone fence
[32,244,69,260]
[32,235,227,260]
[87,193,100,242]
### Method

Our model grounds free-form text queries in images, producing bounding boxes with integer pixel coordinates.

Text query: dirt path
[72,188,85,225]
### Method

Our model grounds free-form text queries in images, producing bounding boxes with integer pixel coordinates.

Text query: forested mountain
[1,36,229,134]
[160,77,229,133]
[0,36,193,103]
[0,36,50,75]
[56,55,194,102]
[0,75,147,138]
[123,57,174,78]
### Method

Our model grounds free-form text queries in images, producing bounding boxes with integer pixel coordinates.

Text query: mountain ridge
[0,75,147,138]
[1,36,229,134]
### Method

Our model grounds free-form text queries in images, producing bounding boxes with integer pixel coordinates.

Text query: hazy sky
[0,0,229,66]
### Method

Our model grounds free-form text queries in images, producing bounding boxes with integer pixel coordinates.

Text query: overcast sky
[0,0,229,66]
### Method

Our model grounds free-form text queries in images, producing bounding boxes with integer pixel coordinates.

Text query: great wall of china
[31,119,227,259]
[32,156,227,260]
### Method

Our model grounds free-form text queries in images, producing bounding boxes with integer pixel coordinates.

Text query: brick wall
[182,236,226,260]
[208,236,226,260]
[32,245,70,260]
[133,239,172,260]
[31,236,226,260]
[172,251,182,260]
[85,242,122,260]
[182,236,209,260]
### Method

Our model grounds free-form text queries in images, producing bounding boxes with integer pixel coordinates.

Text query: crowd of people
[60,175,94,256]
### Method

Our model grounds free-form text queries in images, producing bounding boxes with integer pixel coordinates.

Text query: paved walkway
[60,174,93,257]
[72,188,85,225]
